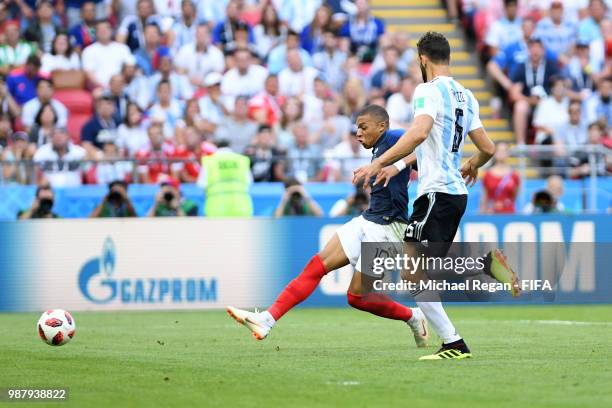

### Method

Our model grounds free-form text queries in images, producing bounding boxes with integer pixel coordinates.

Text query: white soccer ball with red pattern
[37,309,76,346]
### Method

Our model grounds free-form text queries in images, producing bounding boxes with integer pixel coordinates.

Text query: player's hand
[460,161,479,187]
[353,162,382,189]
[373,165,399,187]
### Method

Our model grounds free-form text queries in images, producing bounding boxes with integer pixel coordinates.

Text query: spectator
[584,76,612,129]
[22,78,68,130]
[253,1,284,60]
[220,48,268,101]
[18,183,59,219]
[370,46,405,99]
[169,0,198,51]
[267,29,312,75]
[533,76,569,145]
[22,0,60,54]
[312,28,348,93]
[33,127,86,188]
[245,125,286,182]
[91,180,137,218]
[523,175,566,214]
[149,80,184,140]
[91,141,133,184]
[215,96,258,153]
[198,139,254,217]
[136,122,176,183]
[28,102,58,147]
[277,97,303,147]
[82,19,133,88]
[568,122,608,178]
[303,76,329,126]
[301,3,333,54]
[117,0,159,52]
[66,1,107,28]
[41,32,81,73]
[248,74,285,127]
[387,76,415,129]
[81,93,119,156]
[557,101,589,148]
[134,22,165,76]
[108,74,130,123]
[212,0,254,52]
[533,0,576,60]
[0,21,36,75]
[153,0,182,19]
[1,131,31,184]
[342,77,367,122]
[509,37,559,144]
[198,72,229,137]
[278,48,319,97]
[0,77,22,121]
[578,0,606,45]
[68,1,98,52]
[194,0,228,25]
[311,98,351,150]
[485,0,522,57]
[6,55,41,106]
[287,121,321,182]
[116,102,149,157]
[371,32,415,74]
[321,125,369,182]
[175,23,225,89]
[329,187,370,217]
[481,142,520,214]
[148,49,194,103]
[280,0,322,33]
[564,40,598,100]
[147,177,198,216]
[274,177,323,217]
[339,0,385,63]
[487,17,544,97]
[173,125,217,183]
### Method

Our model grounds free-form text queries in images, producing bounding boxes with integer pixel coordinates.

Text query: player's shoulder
[387,128,405,140]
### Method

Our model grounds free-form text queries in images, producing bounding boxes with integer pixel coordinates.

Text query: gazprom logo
[78,237,217,304]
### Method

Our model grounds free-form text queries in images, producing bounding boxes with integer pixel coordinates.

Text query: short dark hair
[356,104,389,127]
[109,180,128,191]
[35,184,53,198]
[417,32,451,64]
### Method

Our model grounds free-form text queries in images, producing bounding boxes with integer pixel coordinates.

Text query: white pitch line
[457,319,612,327]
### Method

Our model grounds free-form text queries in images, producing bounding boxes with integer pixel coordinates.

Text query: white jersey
[412,76,483,198]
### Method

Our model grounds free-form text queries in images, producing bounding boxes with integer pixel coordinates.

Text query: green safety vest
[202,151,253,217]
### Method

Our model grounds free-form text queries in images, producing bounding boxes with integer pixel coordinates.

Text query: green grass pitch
[1,305,611,407]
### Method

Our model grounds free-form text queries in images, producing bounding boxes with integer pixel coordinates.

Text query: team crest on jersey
[415,97,425,109]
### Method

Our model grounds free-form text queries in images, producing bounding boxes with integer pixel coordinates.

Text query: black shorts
[404,192,467,255]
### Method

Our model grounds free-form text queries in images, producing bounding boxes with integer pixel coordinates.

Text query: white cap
[204,72,223,87]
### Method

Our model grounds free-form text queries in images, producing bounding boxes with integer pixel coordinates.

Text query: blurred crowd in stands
[0,0,416,188]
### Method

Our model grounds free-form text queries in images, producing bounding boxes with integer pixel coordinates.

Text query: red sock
[268,255,328,321]
[347,291,413,321]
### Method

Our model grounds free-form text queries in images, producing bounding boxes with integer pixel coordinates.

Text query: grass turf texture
[1,306,611,408]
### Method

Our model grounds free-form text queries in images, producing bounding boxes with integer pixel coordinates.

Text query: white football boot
[226,306,273,340]
[407,307,429,348]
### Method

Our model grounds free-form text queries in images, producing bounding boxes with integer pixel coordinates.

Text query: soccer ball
[37,309,76,346]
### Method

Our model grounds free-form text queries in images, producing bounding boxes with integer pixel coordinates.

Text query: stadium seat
[54,90,94,143]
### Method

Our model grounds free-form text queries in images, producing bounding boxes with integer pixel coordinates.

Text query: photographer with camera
[274,178,323,217]
[18,183,59,219]
[148,177,198,217]
[91,180,137,218]
[329,187,370,217]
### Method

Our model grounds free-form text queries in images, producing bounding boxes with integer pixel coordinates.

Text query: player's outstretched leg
[226,234,349,340]
[346,271,429,347]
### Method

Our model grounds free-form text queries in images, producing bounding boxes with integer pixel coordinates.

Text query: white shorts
[336,215,406,272]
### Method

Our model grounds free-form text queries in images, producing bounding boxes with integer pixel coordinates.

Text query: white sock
[258,310,276,328]
[416,301,461,344]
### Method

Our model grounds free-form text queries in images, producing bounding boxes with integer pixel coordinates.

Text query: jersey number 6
[452,108,464,153]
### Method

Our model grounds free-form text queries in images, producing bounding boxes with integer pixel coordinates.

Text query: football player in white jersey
[354,32,509,360]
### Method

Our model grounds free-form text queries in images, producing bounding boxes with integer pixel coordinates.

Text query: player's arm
[353,116,433,188]
[461,127,496,186]
[374,153,416,187]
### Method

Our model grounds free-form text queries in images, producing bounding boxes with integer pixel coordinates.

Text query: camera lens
[163,192,175,202]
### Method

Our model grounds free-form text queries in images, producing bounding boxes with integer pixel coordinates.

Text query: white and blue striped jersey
[412,76,483,198]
